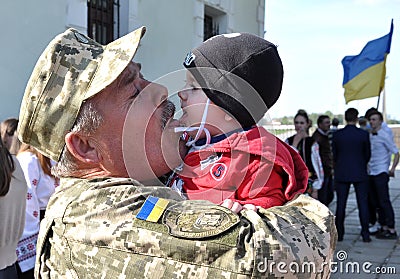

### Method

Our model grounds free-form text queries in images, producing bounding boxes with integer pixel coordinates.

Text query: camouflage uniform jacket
[35,177,337,278]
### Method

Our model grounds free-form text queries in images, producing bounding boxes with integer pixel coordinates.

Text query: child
[169,33,309,212]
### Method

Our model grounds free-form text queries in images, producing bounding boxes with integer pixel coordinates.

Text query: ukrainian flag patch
[136,196,169,222]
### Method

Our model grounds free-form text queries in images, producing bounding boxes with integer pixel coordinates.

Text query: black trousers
[16,262,34,279]
[0,262,18,279]
[318,174,334,206]
[369,173,395,229]
[335,180,370,240]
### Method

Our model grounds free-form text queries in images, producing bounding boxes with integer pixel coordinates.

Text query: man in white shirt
[368,110,399,239]
[365,107,394,138]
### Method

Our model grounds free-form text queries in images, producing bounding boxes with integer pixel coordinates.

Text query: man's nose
[141,79,168,105]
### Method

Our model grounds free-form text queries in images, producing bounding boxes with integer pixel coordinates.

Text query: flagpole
[382,77,388,122]
[376,94,380,110]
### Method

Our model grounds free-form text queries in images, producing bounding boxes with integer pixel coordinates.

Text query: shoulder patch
[163,201,239,239]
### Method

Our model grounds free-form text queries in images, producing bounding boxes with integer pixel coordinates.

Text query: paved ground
[329,169,400,279]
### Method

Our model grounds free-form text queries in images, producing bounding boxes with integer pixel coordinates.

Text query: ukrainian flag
[136,196,169,222]
[342,20,393,104]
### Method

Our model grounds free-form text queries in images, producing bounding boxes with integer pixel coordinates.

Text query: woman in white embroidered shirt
[16,144,59,279]
[285,109,324,199]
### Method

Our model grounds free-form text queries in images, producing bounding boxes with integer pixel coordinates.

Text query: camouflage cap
[18,26,146,161]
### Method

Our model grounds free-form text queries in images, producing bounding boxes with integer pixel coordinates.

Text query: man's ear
[65,132,101,163]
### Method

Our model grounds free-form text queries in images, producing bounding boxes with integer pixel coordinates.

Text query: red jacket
[172,127,308,208]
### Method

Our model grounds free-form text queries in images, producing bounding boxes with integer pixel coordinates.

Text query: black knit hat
[183,33,283,127]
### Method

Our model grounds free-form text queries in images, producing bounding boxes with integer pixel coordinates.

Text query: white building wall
[131,0,265,81]
[66,0,87,33]
[0,0,265,121]
[129,0,196,80]
[0,0,69,120]
[231,0,265,36]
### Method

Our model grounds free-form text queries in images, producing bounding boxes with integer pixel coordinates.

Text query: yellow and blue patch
[136,196,169,222]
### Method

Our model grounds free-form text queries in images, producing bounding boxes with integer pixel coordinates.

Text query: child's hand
[221,199,243,213]
[242,204,258,211]
[220,199,258,213]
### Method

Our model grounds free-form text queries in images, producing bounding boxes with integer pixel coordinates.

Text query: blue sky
[264,0,400,120]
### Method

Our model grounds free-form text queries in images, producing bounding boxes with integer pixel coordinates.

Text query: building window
[88,0,120,44]
[204,5,226,41]
[204,15,219,41]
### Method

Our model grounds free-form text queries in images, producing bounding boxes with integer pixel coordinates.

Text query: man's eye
[129,88,140,100]
[140,73,147,81]
[188,83,201,91]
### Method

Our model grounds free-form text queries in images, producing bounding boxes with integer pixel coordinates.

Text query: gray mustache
[161,100,176,129]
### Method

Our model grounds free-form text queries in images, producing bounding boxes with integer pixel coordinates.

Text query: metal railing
[262,124,400,148]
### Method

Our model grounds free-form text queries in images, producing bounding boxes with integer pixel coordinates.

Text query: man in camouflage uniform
[18,27,337,278]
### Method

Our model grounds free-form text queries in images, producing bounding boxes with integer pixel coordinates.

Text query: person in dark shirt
[312,115,334,206]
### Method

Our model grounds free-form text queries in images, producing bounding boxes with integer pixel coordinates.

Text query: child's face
[178,71,228,138]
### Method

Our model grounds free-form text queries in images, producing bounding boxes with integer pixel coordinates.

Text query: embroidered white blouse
[16,151,59,272]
